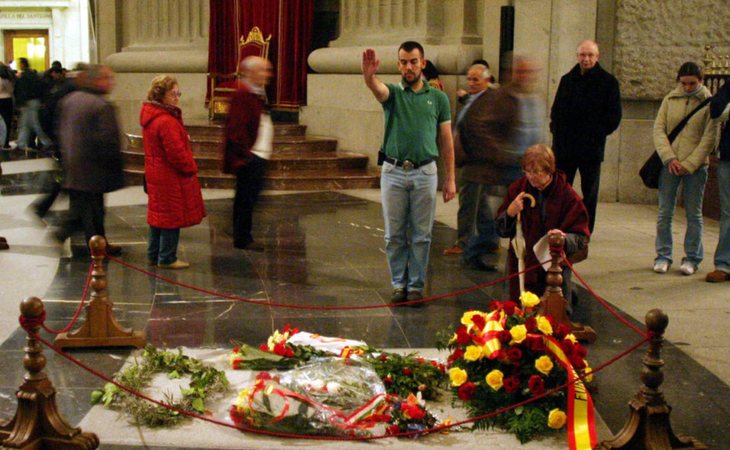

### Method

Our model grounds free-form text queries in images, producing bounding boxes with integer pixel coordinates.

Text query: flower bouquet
[436,292,595,444]
[229,359,391,436]
[230,325,447,400]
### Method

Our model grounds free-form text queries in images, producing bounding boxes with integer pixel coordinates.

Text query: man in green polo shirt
[362,41,456,304]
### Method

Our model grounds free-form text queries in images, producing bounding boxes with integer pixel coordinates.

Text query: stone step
[184,119,306,139]
[126,134,338,154]
[122,149,370,171]
[125,167,380,190]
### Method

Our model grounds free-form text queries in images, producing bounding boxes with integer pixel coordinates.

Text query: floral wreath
[91,345,229,426]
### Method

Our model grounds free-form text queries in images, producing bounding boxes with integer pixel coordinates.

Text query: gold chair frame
[208,26,272,120]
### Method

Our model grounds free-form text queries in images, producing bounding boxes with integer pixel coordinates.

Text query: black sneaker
[390,288,407,303]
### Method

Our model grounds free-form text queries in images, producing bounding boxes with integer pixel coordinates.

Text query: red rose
[554,323,571,340]
[256,372,272,382]
[457,381,476,401]
[525,317,537,332]
[488,300,501,311]
[498,330,512,343]
[232,360,241,370]
[528,375,545,395]
[503,376,520,393]
[379,353,389,362]
[448,348,465,364]
[430,360,438,368]
[402,367,413,376]
[575,344,588,359]
[526,336,545,352]
[284,347,294,357]
[383,376,393,384]
[502,301,517,315]
[259,344,268,352]
[387,424,400,435]
[416,357,426,364]
[456,326,472,345]
[506,347,523,362]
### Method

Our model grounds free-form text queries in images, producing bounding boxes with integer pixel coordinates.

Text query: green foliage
[90,345,229,427]
[364,351,447,400]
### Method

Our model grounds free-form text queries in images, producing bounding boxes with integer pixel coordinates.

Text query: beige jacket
[653,85,717,173]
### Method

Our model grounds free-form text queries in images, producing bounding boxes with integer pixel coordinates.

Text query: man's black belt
[382,156,436,171]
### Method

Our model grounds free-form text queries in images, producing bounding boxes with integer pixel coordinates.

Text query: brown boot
[158,260,190,269]
[705,270,730,282]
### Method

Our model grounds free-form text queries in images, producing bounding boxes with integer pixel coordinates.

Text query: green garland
[91,345,229,427]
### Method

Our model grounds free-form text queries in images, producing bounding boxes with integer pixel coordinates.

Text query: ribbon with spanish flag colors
[543,335,597,450]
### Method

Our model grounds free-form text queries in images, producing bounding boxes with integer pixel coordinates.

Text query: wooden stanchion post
[54,235,145,349]
[0,296,99,449]
[539,233,596,343]
[597,309,706,449]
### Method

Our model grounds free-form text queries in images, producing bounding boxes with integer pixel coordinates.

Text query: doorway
[3,29,49,71]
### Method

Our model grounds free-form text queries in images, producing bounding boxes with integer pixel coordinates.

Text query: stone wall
[614,0,730,100]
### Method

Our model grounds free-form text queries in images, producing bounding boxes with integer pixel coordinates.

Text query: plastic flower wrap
[436,292,593,444]
[230,359,390,436]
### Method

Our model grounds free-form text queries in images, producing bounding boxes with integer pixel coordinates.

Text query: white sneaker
[653,260,669,273]
[680,261,697,275]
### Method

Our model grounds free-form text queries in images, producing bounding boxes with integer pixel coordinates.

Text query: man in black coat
[550,40,622,233]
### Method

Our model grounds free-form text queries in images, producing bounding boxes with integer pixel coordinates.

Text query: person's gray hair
[469,63,490,80]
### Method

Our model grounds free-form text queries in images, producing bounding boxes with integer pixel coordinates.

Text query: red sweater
[221,84,265,174]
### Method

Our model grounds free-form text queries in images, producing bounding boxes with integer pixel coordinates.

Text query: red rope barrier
[24,326,649,441]
[40,261,94,335]
[107,255,548,310]
[562,251,649,338]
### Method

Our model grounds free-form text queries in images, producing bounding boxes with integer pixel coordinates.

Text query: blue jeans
[17,99,51,150]
[714,161,730,273]
[148,226,180,265]
[381,160,438,292]
[655,164,708,266]
[463,182,501,263]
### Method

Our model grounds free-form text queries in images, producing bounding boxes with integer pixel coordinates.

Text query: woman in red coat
[141,75,205,269]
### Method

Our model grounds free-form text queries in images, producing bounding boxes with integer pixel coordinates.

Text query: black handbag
[640,97,712,189]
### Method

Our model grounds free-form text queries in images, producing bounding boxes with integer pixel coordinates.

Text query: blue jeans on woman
[148,226,180,265]
[713,161,730,273]
[655,164,708,267]
[380,160,438,293]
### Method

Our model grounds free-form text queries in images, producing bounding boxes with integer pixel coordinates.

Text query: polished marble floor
[1,160,729,448]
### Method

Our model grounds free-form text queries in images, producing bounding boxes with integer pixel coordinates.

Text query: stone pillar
[98,0,210,131]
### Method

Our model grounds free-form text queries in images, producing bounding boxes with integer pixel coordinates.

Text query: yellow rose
[234,388,251,412]
[547,408,567,429]
[520,291,541,308]
[449,367,468,387]
[485,369,504,391]
[510,324,528,343]
[537,316,553,335]
[583,364,593,383]
[464,345,483,362]
[565,333,578,343]
[535,355,554,375]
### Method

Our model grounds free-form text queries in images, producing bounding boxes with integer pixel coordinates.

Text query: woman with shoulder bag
[141,75,205,269]
[652,62,717,275]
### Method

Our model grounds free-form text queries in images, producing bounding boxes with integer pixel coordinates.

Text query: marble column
[309,0,483,75]
[98,0,211,130]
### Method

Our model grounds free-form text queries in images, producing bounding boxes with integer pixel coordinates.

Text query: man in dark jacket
[221,56,273,251]
[706,81,730,282]
[550,40,622,233]
[14,57,52,151]
[55,64,124,255]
